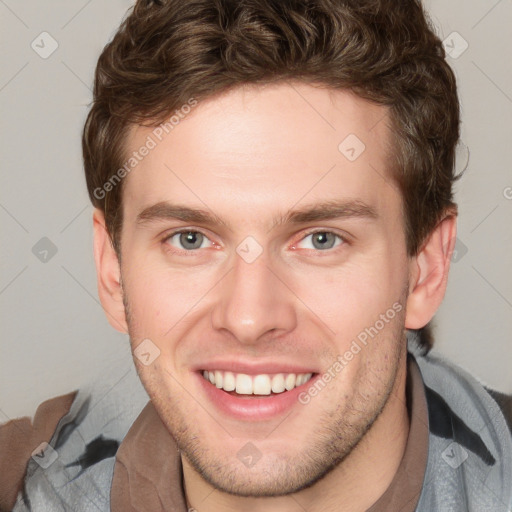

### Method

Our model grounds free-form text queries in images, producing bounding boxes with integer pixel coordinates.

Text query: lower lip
[195,371,319,421]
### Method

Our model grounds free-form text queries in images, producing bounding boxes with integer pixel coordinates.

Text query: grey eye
[167,231,210,250]
[311,232,337,249]
[297,232,343,251]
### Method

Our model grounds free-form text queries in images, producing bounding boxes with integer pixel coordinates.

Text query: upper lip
[194,360,319,375]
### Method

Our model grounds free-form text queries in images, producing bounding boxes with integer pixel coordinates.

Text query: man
[1,0,511,510]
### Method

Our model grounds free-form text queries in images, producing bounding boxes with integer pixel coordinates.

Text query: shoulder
[3,361,150,511]
[410,347,512,511]
[414,348,511,439]
[0,391,77,510]
[485,388,512,432]
[0,391,77,511]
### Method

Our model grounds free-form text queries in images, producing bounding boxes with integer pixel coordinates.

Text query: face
[118,83,412,497]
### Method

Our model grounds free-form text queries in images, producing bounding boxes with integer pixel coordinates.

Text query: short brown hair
[83,0,462,348]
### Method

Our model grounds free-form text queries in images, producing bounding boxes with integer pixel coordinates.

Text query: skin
[94,82,457,512]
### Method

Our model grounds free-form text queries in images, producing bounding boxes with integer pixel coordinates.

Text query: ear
[92,209,128,333]
[405,213,457,329]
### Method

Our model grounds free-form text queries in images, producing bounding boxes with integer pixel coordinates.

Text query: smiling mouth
[200,369,317,397]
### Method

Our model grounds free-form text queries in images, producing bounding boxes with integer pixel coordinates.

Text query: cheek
[288,253,405,342]
[121,254,218,338]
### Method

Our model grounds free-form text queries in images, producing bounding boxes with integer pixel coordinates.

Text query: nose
[211,249,297,344]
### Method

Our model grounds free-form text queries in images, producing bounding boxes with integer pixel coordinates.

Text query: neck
[182,355,410,512]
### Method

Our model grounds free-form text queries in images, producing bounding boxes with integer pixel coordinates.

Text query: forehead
[122,82,398,226]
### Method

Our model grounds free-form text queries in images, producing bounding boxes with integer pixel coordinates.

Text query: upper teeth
[202,370,314,395]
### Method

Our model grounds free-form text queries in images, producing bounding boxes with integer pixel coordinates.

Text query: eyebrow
[279,199,378,226]
[136,199,378,229]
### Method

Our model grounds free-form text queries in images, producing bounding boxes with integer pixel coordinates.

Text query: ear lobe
[92,209,128,333]
[405,213,457,330]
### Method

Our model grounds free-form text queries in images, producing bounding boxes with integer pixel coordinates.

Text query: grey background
[0,0,511,420]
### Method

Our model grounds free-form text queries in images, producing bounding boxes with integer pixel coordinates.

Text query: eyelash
[161,228,349,255]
